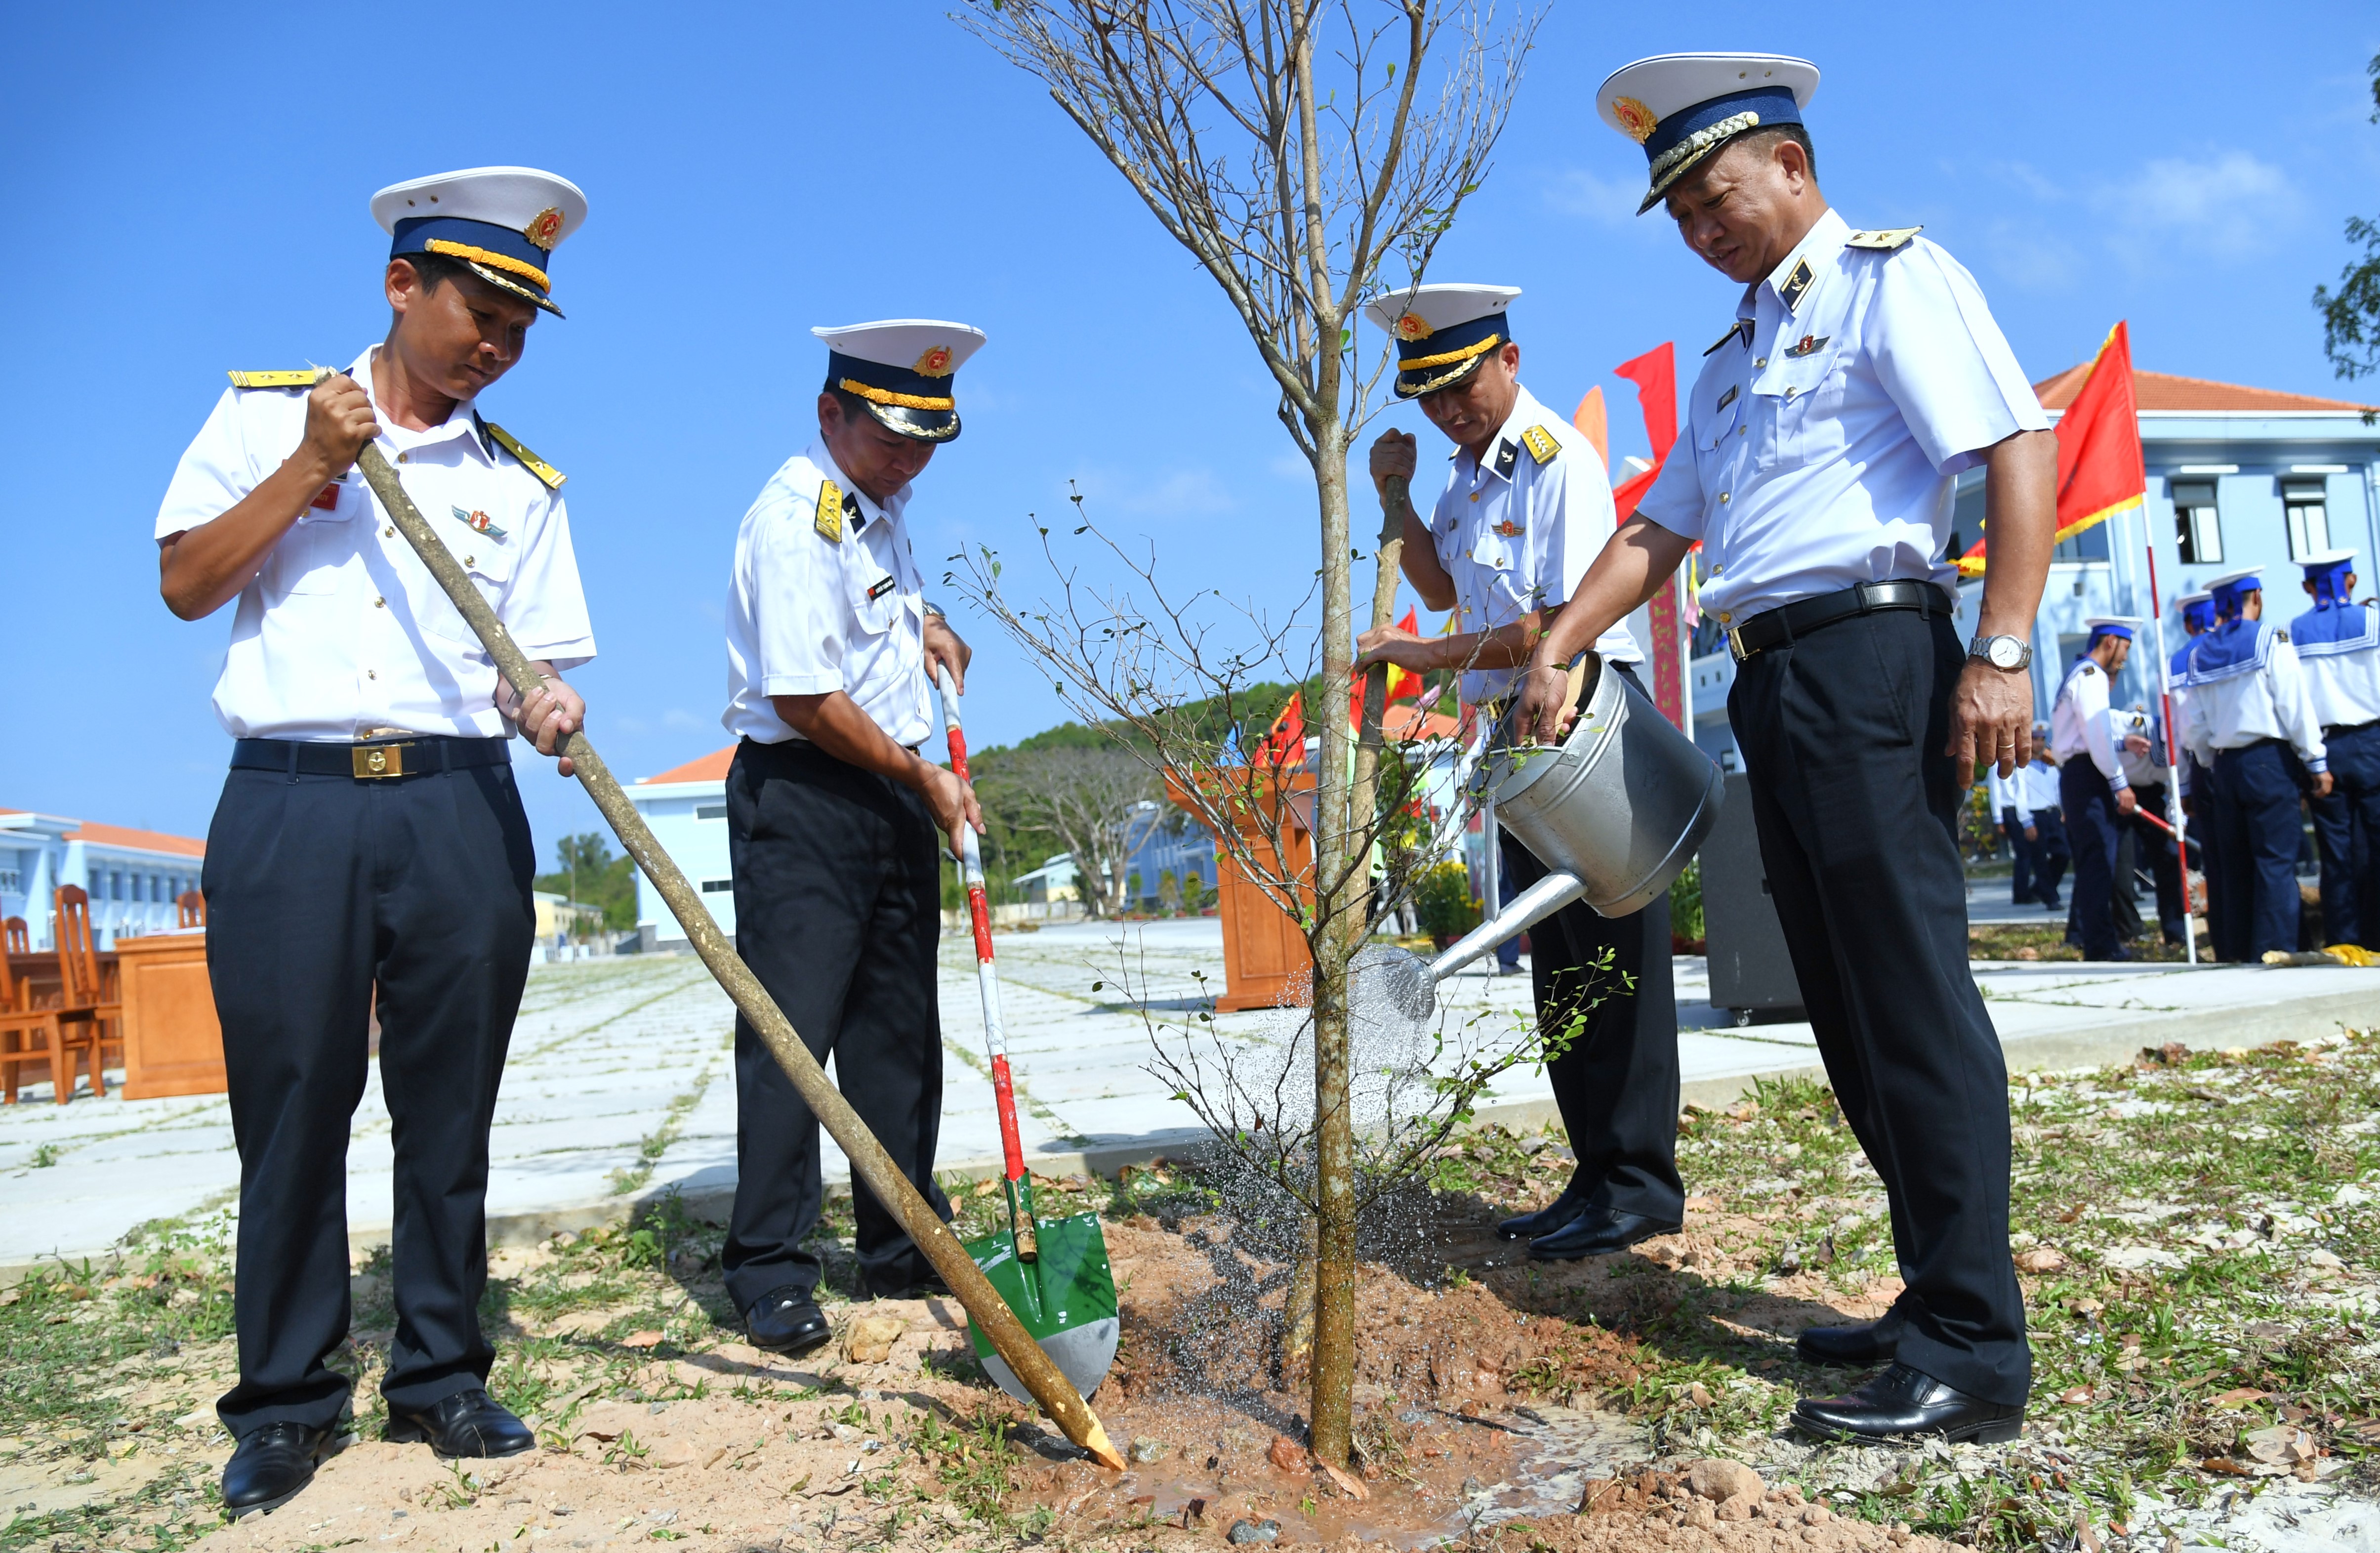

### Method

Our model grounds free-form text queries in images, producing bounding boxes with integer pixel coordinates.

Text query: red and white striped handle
[937,665,1028,1194]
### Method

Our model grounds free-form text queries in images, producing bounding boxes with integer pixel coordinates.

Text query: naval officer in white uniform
[1518,53,2057,1444]
[719,321,984,1356]
[2050,617,2140,960]
[1354,284,1685,1263]
[157,168,595,1514]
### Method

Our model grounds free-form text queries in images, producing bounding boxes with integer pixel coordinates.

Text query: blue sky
[4,2,2377,856]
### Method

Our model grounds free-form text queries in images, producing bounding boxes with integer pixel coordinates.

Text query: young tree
[2314,53,2380,402]
[958,0,1537,1467]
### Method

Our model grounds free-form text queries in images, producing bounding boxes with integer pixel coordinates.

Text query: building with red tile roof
[0,807,206,949]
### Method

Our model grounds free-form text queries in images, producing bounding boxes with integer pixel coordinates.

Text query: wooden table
[7,933,226,1100]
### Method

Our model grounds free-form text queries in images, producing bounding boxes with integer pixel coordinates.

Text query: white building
[0,809,207,949]
[623,748,737,949]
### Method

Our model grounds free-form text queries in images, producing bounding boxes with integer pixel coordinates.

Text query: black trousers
[2210,741,2303,960]
[1728,606,2030,1406]
[2310,721,2380,948]
[722,738,953,1311]
[2025,803,2071,906]
[2125,783,2188,942]
[1498,830,1683,1224]
[2060,759,2126,961]
[204,755,534,1438]
[1999,806,2033,905]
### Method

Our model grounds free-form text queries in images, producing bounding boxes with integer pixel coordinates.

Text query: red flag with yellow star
[1958,321,2144,577]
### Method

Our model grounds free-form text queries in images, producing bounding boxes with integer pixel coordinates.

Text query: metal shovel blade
[963,1210,1120,1405]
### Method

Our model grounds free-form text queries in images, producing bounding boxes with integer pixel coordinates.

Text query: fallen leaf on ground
[1317,1459,1368,1500]
[2207,1388,2270,1408]
[2014,1247,2068,1274]
[620,1331,664,1349]
[2058,1386,2093,1405]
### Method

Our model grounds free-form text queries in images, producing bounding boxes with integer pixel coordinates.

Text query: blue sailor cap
[1361,284,1521,399]
[815,320,987,443]
[2175,589,2217,632]
[2207,568,2263,617]
[2084,616,2139,643]
[371,167,586,318]
[2298,547,2357,607]
[1597,54,1820,214]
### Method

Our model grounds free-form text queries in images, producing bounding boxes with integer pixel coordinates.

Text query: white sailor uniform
[1633,207,2045,1406]
[2182,620,2327,958]
[159,349,593,1440]
[2293,597,2380,947]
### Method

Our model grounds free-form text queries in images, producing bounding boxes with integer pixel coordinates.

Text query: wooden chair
[49,886,119,1101]
[0,926,72,1104]
[176,891,206,929]
[4,917,26,955]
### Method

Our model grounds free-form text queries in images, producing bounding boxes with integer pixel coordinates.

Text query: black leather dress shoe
[387,1389,535,1457]
[221,1421,338,1517]
[1791,1362,2023,1444]
[744,1287,832,1355]
[1527,1208,1682,1261]
[1794,1309,1905,1366]
[1496,1194,1588,1242]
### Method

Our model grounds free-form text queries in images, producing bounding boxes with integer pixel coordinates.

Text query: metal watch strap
[1969,633,2032,670]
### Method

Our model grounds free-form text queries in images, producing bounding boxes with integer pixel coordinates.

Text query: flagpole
[2139,505,2197,966]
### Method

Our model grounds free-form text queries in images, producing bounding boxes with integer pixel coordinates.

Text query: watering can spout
[1426,869,1590,983]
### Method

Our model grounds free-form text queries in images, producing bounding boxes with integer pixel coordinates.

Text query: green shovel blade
[962,1210,1119,1405]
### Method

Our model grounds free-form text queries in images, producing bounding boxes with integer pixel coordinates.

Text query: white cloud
[1069,465,1237,517]
[2093,150,2304,264]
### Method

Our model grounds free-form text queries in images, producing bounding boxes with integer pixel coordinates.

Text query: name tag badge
[866,575,898,602]
[1716,384,1739,413]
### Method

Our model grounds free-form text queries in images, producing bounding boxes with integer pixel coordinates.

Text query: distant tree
[533,832,638,932]
[2314,53,2380,403]
[975,747,1161,920]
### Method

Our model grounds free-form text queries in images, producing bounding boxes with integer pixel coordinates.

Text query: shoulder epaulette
[1520,425,1560,465]
[482,421,566,490]
[1704,319,1753,356]
[815,479,845,543]
[1843,226,1923,252]
[226,369,329,390]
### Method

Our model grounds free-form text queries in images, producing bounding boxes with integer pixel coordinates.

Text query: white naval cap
[1361,283,1521,398]
[813,320,988,443]
[1597,54,1820,212]
[370,167,587,315]
[2084,616,2141,639]
[2296,548,2357,569]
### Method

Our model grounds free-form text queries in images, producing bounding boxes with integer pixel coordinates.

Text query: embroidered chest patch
[1492,518,1525,538]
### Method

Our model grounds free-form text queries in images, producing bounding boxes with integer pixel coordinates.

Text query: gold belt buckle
[352,742,410,778]
[1726,626,1751,664]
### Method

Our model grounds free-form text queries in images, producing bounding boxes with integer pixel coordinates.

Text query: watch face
[1988,637,2025,670]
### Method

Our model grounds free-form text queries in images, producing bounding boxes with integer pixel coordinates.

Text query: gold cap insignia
[523,207,565,251]
[913,344,956,378]
[1393,312,1433,342]
[1612,96,1658,144]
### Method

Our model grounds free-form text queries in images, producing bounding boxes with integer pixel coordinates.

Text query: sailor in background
[2112,703,2187,946]
[2290,549,2380,948]
[1987,758,2033,904]
[719,320,984,1356]
[1523,52,2054,1442]
[2051,618,2141,960]
[2169,589,2218,940]
[155,168,595,1514]
[1354,284,1684,1262]
[2182,569,2331,959]
[2012,733,2069,913]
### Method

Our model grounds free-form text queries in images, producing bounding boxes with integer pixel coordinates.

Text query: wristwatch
[1969,633,2033,671]
[923,600,948,620]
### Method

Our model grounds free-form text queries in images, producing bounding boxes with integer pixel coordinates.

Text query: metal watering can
[1371,655,1724,1020]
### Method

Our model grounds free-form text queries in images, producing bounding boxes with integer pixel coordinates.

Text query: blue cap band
[2211,575,2262,618]
[2305,557,2355,607]
[2087,624,2135,645]
[1641,86,1803,208]
[391,214,556,300]
[2180,598,2218,632]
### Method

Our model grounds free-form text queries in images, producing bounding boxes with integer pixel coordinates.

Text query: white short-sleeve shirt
[1428,386,1641,705]
[1637,209,2048,626]
[155,346,596,741]
[722,441,932,749]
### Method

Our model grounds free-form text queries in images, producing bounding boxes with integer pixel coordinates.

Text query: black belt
[2325,718,2378,739]
[1726,580,1953,664]
[231,736,511,780]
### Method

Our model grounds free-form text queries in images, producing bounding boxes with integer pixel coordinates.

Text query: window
[2052,522,2110,564]
[2283,478,2331,560]
[694,803,727,821]
[2172,480,2222,564]
[110,872,123,901]
[0,869,19,894]
[700,878,733,893]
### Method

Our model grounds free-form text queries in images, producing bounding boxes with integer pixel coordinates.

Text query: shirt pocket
[1761,340,1849,466]
[847,566,902,637]
[268,496,357,595]
[418,535,518,646]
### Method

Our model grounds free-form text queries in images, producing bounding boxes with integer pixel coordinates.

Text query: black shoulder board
[1704,319,1753,356]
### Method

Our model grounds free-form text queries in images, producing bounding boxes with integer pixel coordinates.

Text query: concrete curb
[7,987,2364,1286]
